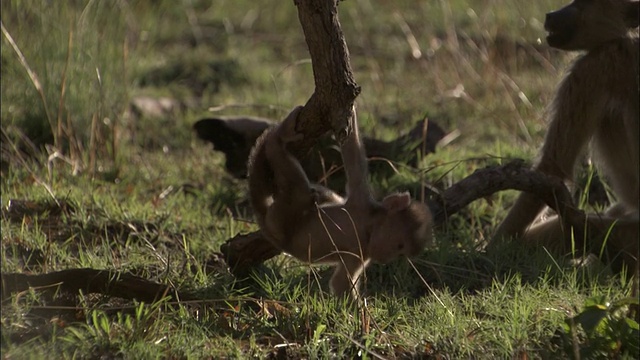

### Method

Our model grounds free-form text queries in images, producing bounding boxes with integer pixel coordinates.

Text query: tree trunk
[287,0,360,156]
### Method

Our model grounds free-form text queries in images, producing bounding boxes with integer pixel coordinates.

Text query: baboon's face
[544,0,639,51]
[369,202,433,263]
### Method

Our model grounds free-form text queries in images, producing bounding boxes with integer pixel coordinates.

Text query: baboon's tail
[247,128,275,228]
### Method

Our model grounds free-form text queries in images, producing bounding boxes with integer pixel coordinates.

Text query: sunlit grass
[1,0,636,358]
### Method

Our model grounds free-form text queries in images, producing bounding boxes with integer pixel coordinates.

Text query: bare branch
[288,0,361,154]
[431,160,583,226]
[1,268,193,302]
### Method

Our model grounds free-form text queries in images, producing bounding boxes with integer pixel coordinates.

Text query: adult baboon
[493,0,639,266]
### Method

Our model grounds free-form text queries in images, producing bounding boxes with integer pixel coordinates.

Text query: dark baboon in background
[193,115,446,181]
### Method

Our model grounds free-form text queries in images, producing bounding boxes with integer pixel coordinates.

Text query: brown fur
[494,0,639,267]
[248,106,434,298]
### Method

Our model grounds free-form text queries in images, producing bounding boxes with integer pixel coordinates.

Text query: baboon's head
[544,0,639,51]
[369,194,434,263]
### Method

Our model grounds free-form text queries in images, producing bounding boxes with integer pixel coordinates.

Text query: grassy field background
[1,0,637,358]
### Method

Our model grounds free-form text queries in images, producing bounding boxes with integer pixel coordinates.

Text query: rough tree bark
[1,268,193,302]
[430,160,581,225]
[287,0,361,154]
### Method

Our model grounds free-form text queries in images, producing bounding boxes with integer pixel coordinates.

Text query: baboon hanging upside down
[494,0,639,268]
[248,107,434,298]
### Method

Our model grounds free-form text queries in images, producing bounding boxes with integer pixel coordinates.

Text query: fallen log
[1,268,193,302]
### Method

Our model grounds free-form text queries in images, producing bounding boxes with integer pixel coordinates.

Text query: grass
[1,0,637,358]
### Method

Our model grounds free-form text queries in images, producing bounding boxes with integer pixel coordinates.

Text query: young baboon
[494,0,639,264]
[248,106,434,298]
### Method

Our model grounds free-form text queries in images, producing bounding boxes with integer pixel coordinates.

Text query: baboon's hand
[279,106,305,144]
